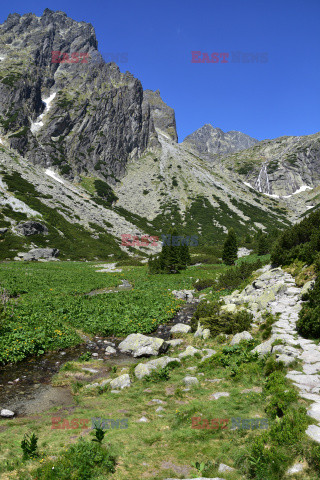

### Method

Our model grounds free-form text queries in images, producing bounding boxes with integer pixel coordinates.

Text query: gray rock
[0,227,8,234]
[118,333,168,357]
[84,382,100,389]
[179,346,200,358]
[19,248,59,261]
[276,354,295,366]
[230,331,253,345]
[307,403,320,422]
[143,89,178,142]
[251,338,274,357]
[300,280,314,298]
[137,416,149,422]
[218,463,235,472]
[109,374,131,390]
[81,367,99,373]
[16,221,48,236]
[306,424,320,443]
[171,290,194,301]
[209,392,230,400]
[134,356,180,379]
[166,339,183,347]
[201,348,216,361]
[170,323,191,334]
[105,346,117,354]
[287,462,305,474]
[0,409,15,417]
[183,376,199,387]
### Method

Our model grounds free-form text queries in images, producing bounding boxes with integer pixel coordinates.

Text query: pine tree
[222,228,238,265]
[258,234,269,255]
[148,228,191,274]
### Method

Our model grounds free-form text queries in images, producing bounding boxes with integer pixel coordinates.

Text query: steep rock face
[143,89,178,142]
[0,9,159,182]
[182,123,258,157]
[222,133,320,197]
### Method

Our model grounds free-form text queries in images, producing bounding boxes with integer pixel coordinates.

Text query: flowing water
[0,288,198,417]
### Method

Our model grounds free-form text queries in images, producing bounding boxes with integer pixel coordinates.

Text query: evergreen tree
[148,228,191,274]
[222,228,238,265]
[258,234,269,255]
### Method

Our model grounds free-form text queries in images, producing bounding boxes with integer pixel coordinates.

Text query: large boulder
[300,280,315,298]
[16,221,48,236]
[0,409,15,417]
[183,376,199,387]
[118,333,168,357]
[109,374,131,390]
[230,331,253,345]
[171,290,194,302]
[179,346,200,358]
[18,248,59,261]
[251,338,274,357]
[170,323,191,334]
[134,356,181,379]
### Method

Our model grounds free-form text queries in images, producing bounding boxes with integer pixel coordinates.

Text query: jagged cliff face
[182,123,259,157]
[0,9,159,182]
[221,133,320,197]
[143,90,178,142]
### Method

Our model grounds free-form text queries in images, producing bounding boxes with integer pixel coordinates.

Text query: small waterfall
[255,162,270,194]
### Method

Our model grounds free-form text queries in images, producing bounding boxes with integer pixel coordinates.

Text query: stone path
[225,265,320,443]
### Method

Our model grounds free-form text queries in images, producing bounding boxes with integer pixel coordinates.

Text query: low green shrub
[23,438,116,479]
[144,366,171,382]
[191,300,253,337]
[193,278,216,291]
[265,389,298,418]
[236,434,289,480]
[297,275,320,338]
[269,407,309,445]
[21,433,38,461]
[217,258,263,290]
[263,355,286,377]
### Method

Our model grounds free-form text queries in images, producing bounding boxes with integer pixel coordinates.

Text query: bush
[263,355,285,377]
[21,433,38,460]
[94,179,118,205]
[28,438,116,479]
[193,278,216,291]
[144,366,171,382]
[191,300,253,337]
[297,275,320,338]
[236,434,288,480]
[269,407,309,445]
[148,228,191,274]
[222,228,238,265]
[265,389,298,418]
[217,259,263,290]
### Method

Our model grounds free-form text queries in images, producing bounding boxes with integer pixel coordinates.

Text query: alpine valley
[0,9,319,261]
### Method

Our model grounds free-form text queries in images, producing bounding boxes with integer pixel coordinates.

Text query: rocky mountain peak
[182,123,259,157]
[0,9,159,182]
[143,89,178,142]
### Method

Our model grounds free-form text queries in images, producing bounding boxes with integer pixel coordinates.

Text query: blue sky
[1,0,320,141]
